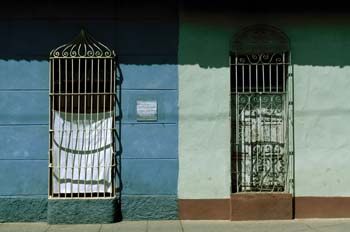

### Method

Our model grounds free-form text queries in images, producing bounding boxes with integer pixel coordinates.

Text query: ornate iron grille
[231,51,293,193]
[49,30,117,198]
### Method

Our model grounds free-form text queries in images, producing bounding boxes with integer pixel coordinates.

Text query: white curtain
[240,107,285,191]
[53,111,113,194]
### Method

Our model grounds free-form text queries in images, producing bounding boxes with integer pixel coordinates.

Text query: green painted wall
[178,12,350,67]
[178,65,230,199]
[178,10,350,198]
[294,65,350,196]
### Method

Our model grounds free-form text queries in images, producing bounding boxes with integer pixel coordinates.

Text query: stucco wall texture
[0,2,179,222]
[178,11,350,199]
[178,65,231,199]
[2,2,350,222]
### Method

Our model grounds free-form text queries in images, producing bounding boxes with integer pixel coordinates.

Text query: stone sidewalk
[1,219,350,232]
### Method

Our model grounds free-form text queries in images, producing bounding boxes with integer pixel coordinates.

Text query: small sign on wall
[136,100,158,121]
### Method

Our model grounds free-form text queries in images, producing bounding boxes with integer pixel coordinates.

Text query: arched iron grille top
[231,24,290,54]
[50,30,116,58]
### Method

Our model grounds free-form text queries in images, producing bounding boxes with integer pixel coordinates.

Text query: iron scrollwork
[238,94,286,192]
[50,30,116,58]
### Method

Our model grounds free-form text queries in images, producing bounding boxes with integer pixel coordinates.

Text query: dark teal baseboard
[0,197,47,222]
[48,197,120,224]
[121,195,178,220]
[0,195,178,223]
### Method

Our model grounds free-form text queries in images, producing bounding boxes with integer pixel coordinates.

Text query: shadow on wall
[0,1,178,65]
[115,64,123,221]
[179,2,350,68]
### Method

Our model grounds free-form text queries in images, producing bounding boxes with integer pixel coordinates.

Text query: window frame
[230,25,294,194]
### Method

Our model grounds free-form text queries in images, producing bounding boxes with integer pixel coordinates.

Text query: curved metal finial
[50,29,116,58]
[231,24,290,54]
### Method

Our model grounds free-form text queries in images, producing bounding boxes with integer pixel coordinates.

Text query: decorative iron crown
[50,30,116,58]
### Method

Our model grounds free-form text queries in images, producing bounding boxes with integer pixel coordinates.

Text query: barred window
[231,25,294,193]
[49,30,117,198]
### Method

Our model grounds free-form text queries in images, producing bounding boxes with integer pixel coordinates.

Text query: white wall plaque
[136,100,157,121]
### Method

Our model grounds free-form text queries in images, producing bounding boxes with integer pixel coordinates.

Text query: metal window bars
[230,51,294,193]
[49,30,117,198]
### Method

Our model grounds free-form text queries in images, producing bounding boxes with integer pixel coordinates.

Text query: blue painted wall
[0,61,49,198]
[120,67,178,195]
[0,1,179,220]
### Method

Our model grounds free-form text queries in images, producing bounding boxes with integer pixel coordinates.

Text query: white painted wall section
[294,65,350,196]
[178,64,231,199]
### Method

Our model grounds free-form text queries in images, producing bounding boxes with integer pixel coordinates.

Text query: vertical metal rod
[109,59,113,196]
[242,62,245,93]
[249,64,251,92]
[287,53,292,192]
[243,111,246,190]
[57,60,62,197]
[259,95,266,190]
[58,59,63,197]
[235,55,239,192]
[274,98,280,191]
[269,63,272,93]
[90,59,94,196]
[241,63,246,189]
[286,53,290,192]
[97,59,100,197]
[269,59,274,189]
[261,65,265,185]
[280,61,288,192]
[255,95,264,192]
[84,59,87,198]
[70,58,74,198]
[283,53,286,92]
[283,92,288,191]
[262,64,265,92]
[51,59,56,197]
[269,95,273,191]
[275,59,280,189]
[112,59,116,196]
[276,59,279,92]
[249,95,253,191]
[53,59,58,196]
[64,59,68,197]
[58,59,65,198]
[284,65,289,191]
[103,59,107,197]
[49,60,52,197]
[249,62,253,191]
[235,56,237,100]
[77,58,81,198]
[291,51,295,196]
[255,64,258,92]
[64,60,68,197]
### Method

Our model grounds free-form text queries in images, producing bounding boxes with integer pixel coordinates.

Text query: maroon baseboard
[295,197,350,218]
[230,193,293,220]
[178,199,230,220]
[178,195,350,220]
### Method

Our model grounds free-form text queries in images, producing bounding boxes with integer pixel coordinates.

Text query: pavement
[1,219,350,232]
